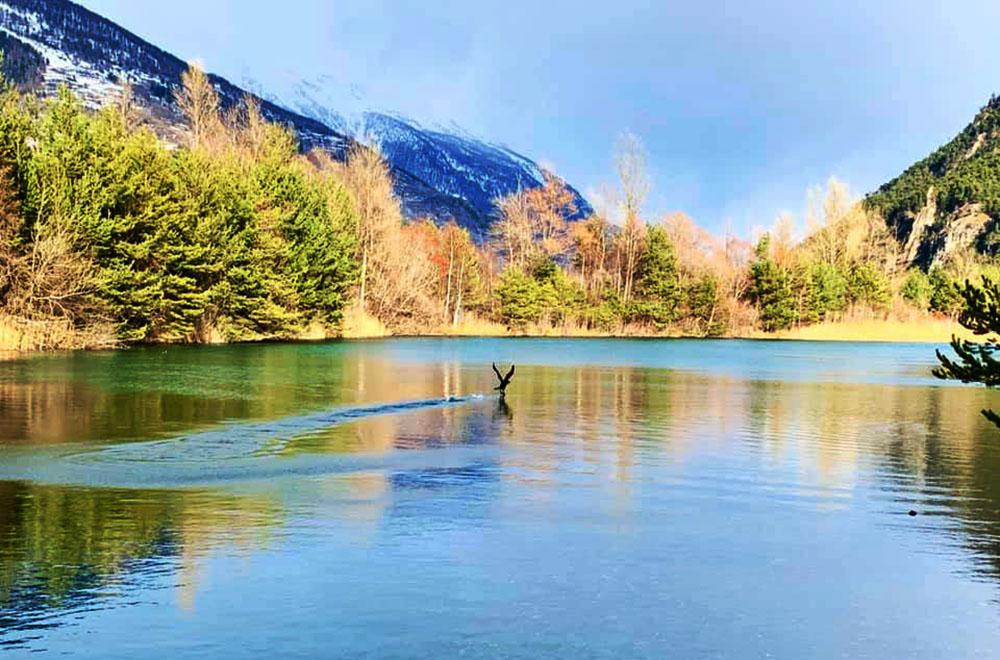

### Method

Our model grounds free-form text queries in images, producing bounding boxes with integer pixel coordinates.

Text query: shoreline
[346,317,977,345]
[0,318,977,357]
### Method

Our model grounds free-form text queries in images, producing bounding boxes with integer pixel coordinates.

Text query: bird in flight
[492,363,515,398]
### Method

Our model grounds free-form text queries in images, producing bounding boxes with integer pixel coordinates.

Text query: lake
[1,338,999,658]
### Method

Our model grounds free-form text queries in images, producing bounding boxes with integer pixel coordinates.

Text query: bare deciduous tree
[805,176,854,267]
[321,144,439,330]
[615,131,650,224]
[572,213,614,295]
[613,132,650,301]
[493,189,537,270]
[113,80,141,134]
[175,63,222,151]
[493,171,579,270]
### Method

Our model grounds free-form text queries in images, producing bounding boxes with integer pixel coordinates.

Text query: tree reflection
[0,481,281,647]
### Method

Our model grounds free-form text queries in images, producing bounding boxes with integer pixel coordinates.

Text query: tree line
[0,62,991,350]
[480,149,988,338]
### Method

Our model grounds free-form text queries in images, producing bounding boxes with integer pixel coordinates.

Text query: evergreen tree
[846,263,891,309]
[902,269,933,310]
[0,71,34,217]
[186,156,297,339]
[496,268,545,328]
[632,225,682,329]
[27,92,220,341]
[685,274,725,336]
[747,234,796,331]
[530,258,584,327]
[0,81,361,344]
[250,162,357,327]
[808,263,848,320]
[929,266,963,316]
[934,277,1000,428]
[587,284,624,332]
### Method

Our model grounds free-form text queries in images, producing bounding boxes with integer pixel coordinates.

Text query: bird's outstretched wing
[504,364,515,382]
[492,363,503,380]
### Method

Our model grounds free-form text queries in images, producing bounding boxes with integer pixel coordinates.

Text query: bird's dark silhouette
[492,363,515,398]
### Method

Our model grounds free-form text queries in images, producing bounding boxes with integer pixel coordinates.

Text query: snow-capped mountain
[0,0,591,236]
[256,74,593,235]
[361,112,590,226]
[0,0,348,152]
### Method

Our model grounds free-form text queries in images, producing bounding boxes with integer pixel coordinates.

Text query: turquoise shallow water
[1,338,1000,658]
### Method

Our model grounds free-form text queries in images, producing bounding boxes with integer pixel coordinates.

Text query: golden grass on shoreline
[762,318,981,343]
[341,316,980,344]
[0,315,118,353]
[1,314,983,355]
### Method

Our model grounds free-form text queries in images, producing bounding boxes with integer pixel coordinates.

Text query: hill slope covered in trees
[866,96,1000,268]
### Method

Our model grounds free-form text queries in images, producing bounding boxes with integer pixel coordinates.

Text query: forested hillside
[865,95,1000,267]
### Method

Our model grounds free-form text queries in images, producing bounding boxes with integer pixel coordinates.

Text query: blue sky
[82,0,1000,236]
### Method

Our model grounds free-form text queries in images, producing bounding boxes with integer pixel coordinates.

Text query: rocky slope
[865,95,1000,267]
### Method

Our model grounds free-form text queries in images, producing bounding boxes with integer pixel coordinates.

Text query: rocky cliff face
[898,187,991,267]
[0,0,590,237]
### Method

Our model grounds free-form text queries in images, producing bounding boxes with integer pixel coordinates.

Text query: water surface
[1,338,999,658]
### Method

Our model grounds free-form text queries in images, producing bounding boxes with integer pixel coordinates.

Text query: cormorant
[492,363,515,397]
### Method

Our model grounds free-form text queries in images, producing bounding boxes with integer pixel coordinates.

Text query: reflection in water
[2,339,1000,656]
[389,462,500,492]
[0,481,281,648]
[493,397,513,424]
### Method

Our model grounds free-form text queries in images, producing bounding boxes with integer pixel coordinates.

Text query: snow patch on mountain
[0,0,591,235]
[266,73,592,225]
[0,0,155,106]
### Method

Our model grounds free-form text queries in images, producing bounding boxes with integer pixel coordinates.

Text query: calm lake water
[1,338,1000,658]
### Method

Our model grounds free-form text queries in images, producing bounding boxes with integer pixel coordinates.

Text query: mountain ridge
[0,0,590,236]
[258,74,593,236]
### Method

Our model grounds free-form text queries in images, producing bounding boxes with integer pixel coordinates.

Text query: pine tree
[929,266,963,316]
[0,78,365,345]
[902,269,933,310]
[199,159,298,339]
[934,277,1000,428]
[747,234,796,331]
[531,258,584,327]
[0,161,22,309]
[632,225,682,328]
[686,274,725,336]
[587,285,624,332]
[808,263,848,320]
[250,162,358,327]
[496,268,545,329]
[846,263,891,309]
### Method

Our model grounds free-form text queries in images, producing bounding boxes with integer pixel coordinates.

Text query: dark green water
[1,338,999,658]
